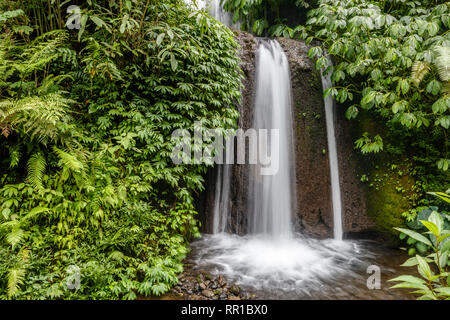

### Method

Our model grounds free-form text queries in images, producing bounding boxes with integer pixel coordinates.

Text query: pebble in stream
[167,266,255,300]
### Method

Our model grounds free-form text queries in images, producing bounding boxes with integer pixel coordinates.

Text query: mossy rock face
[365,167,414,240]
[351,114,419,243]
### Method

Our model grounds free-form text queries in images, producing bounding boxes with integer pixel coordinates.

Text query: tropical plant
[400,205,450,256]
[390,192,450,300]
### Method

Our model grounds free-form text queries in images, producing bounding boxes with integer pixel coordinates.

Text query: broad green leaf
[401,256,419,267]
[435,287,450,296]
[78,14,88,41]
[428,211,443,234]
[438,231,450,243]
[420,220,439,237]
[441,239,450,253]
[388,275,426,284]
[440,251,448,269]
[428,192,450,203]
[390,282,428,290]
[416,294,437,300]
[394,228,433,247]
[345,105,359,119]
[416,255,432,280]
[156,33,165,46]
[170,54,178,72]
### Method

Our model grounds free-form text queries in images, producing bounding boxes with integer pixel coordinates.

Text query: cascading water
[194,39,360,296]
[247,39,296,238]
[212,164,231,233]
[206,0,240,29]
[321,59,343,240]
[189,39,412,300]
[185,0,241,29]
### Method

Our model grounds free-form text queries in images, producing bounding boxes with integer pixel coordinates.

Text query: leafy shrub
[0,0,242,299]
[400,206,450,255]
[390,192,450,300]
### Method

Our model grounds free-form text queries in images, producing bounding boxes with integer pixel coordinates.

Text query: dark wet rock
[200,31,374,238]
[277,36,376,237]
[276,37,333,238]
[229,285,240,295]
[166,261,254,300]
[218,275,225,286]
[202,289,215,298]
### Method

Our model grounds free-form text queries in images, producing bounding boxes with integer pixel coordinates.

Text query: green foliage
[400,192,450,255]
[355,132,383,154]
[301,0,449,174]
[222,0,316,35]
[390,192,450,300]
[0,0,242,299]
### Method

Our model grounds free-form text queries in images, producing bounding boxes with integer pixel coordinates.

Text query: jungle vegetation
[0,0,240,299]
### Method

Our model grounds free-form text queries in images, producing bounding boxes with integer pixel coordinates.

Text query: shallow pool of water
[187,233,415,300]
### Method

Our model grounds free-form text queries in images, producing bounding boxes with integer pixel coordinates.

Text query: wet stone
[202,289,215,298]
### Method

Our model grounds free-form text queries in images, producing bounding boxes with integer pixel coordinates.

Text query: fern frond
[0,92,72,142]
[53,146,84,173]
[20,207,49,226]
[18,30,71,75]
[8,144,21,168]
[7,268,25,298]
[27,151,46,190]
[109,250,125,261]
[434,45,450,82]
[6,228,25,247]
[36,74,74,96]
[411,60,430,87]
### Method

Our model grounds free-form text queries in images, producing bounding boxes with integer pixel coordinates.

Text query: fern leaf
[53,147,84,173]
[411,61,430,87]
[434,46,450,82]
[7,268,25,297]
[20,207,49,225]
[6,228,25,247]
[109,250,125,261]
[27,151,46,190]
[8,144,21,168]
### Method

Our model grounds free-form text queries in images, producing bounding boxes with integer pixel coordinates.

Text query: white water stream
[321,60,344,240]
[185,0,241,29]
[247,39,296,237]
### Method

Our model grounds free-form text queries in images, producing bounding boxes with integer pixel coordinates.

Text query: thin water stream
[321,60,343,240]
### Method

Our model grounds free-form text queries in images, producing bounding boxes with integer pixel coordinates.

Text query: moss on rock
[365,167,414,238]
[351,114,419,243]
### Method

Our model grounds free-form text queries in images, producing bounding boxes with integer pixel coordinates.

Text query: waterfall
[206,0,240,29]
[212,164,231,233]
[193,39,372,298]
[185,0,241,29]
[247,39,296,238]
[321,60,343,240]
